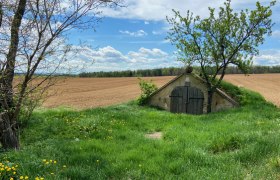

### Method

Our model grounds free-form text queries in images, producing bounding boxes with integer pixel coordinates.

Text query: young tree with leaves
[0,0,121,149]
[167,0,275,113]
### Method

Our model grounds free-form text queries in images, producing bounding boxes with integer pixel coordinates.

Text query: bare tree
[0,0,121,149]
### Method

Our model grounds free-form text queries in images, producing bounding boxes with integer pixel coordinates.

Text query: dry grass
[43,74,280,109]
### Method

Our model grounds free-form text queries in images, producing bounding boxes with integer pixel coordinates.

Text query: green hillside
[1,83,280,179]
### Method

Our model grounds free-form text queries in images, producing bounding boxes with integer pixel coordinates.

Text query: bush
[137,78,158,105]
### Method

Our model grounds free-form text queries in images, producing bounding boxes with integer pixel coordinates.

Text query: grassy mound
[1,82,280,179]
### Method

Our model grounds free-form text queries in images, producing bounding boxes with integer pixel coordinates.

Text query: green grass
[1,84,280,179]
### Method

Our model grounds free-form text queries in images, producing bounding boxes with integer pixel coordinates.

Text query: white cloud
[119,30,148,37]
[57,46,181,72]
[253,49,280,66]
[47,46,280,74]
[100,0,278,21]
[128,40,163,44]
[75,46,129,63]
[272,30,280,39]
[100,0,221,21]
[152,30,162,35]
[139,47,168,57]
[161,39,171,44]
[128,47,168,63]
[144,21,150,24]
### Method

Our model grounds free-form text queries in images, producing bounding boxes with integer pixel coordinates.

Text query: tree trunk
[0,0,27,150]
[0,112,19,149]
[207,90,214,113]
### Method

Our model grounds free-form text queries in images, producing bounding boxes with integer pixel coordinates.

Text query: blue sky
[66,0,280,72]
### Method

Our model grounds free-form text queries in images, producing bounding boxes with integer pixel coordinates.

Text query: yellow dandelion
[42,159,47,162]
[45,162,49,165]
[24,176,28,179]
[50,160,53,163]
[13,171,16,174]
[40,178,44,180]
[20,176,24,179]
[35,177,39,180]
[10,178,14,180]
[50,172,54,175]
[54,160,57,164]
[63,165,67,168]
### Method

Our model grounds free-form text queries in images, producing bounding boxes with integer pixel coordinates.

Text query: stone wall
[211,91,236,112]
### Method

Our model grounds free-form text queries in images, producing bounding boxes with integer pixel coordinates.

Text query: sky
[65,0,280,72]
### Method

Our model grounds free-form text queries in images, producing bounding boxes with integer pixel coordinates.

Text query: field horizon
[43,74,280,109]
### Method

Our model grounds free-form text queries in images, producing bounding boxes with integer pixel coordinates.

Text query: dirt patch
[145,132,162,139]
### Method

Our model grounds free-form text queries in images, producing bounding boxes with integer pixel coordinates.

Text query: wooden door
[186,87,204,114]
[170,87,184,113]
[170,86,204,114]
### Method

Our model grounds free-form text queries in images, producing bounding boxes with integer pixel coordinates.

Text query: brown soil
[223,74,280,107]
[43,77,174,109]
[43,74,280,109]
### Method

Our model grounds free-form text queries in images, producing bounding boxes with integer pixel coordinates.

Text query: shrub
[137,78,158,105]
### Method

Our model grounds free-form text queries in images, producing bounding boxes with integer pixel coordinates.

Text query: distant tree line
[79,66,280,77]
[227,65,280,74]
[79,67,185,77]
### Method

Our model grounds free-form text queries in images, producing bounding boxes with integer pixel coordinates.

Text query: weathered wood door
[170,86,204,114]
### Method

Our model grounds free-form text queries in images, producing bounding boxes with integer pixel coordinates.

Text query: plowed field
[223,74,280,107]
[43,74,280,109]
[43,76,174,109]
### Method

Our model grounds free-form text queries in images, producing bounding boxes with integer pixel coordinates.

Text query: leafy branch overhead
[167,0,275,113]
